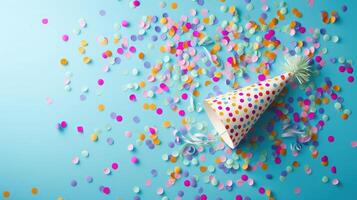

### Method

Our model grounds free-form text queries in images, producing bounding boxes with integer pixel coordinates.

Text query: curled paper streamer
[181,132,215,146]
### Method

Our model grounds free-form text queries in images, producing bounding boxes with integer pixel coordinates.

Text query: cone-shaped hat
[204,72,293,148]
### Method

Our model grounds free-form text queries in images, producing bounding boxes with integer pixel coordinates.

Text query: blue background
[0,0,356,199]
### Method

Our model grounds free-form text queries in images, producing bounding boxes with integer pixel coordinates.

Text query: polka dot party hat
[204,55,311,148]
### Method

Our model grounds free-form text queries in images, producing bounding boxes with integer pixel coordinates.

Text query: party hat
[204,55,311,148]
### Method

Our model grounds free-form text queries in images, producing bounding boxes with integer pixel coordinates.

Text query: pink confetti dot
[129,46,136,53]
[258,74,266,81]
[328,136,335,142]
[116,115,123,122]
[331,166,337,173]
[181,93,188,100]
[346,67,354,74]
[315,56,322,62]
[77,126,84,133]
[62,34,69,42]
[275,157,281,164]
[200,194,207,200]
[294,187,301,194]
[122,20,129,27]
[112,162,119,170]
[41,18,48,25]
[347,76,354,83]
[258,187,265,194]
[235,195,243,200]
[117,48,124,54]
[133,0,140,7]
[129,94,137,101]
[97,79,104,86]
[160,83,169,92]
[184,180,190,187]
[156,108,163,115]
[212,76,220,82]
[338,66,345,72]
[178,110,185,117]
[131,156,139,164]
[60,121,67,128]
[103,187,110,194]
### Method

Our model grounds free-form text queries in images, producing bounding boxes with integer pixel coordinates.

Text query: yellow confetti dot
[163,121,171,128]
[3,191,10,198]
[171,2,178,9]
[98,104,106,111]
[160,18,168,24]
[78,47,86,54]
[80,40,88,47]
[83,56,92,64]
[181,117,188,125]
[149,104,157,110]
[174,166,181,173]
[60,58,68,65]
[150,133,158,140]
[57,196,64,200]
[153,138,161,145]
[90,133,98,142]
[31,187,38,195]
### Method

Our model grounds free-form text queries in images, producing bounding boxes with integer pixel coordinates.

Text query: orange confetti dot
[192,89,200,97]
[138,133,145,141]
[149,103,157,110]
[60,58,68,65]
[139,81,146,88]
[31,187,38,195]
[3,191,10,198]
[199,166,207,173]
[171,2,178,9]
[341,113,349,120]
[261,163,268,170]
[292,161,300,167]
[98,104,105,111]
[138,52,145,59]
[163,121,171,128]
[143,103,149,110]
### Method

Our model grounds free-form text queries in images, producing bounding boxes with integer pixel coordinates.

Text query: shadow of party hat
[204,55,311,149]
